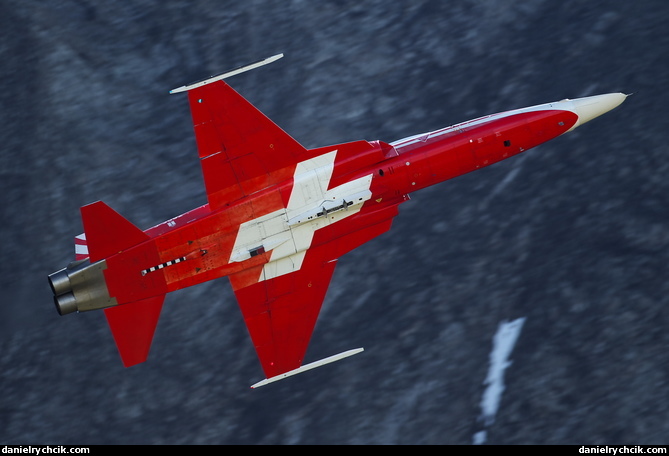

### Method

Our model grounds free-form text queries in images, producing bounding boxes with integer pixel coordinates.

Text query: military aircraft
[48,54,627,387]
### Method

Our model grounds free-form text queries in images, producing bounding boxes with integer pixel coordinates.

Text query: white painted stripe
[141,256,187,276]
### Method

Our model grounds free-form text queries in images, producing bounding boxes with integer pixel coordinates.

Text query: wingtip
[250,348,364,389]
[169,53,285,94]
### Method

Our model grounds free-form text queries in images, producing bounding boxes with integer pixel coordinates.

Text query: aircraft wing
[229,242,337,380]
[176,56,408,385]
[184,71,307,210]
[229,201,403,384]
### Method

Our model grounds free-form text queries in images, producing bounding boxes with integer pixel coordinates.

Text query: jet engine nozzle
[47,259,117,315]
[54,292,78,316]
[48,268,72,297]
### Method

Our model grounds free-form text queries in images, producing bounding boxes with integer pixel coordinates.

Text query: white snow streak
[473,317,526,444]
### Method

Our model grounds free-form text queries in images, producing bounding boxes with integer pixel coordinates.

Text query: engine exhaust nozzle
[47,259,117,315]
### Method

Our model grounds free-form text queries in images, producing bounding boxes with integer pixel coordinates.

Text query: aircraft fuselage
[53,96,622,312]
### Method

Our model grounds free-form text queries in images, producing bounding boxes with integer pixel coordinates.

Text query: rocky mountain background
[1,0,668,445]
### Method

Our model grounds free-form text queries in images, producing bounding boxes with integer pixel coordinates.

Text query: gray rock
[1,0,667,444]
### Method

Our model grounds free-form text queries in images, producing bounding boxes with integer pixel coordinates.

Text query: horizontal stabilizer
[104,295,166,367]
[80,201,149,263]
[250,348,364,388]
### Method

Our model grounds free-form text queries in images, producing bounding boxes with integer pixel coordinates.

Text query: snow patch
[473,317,526,444]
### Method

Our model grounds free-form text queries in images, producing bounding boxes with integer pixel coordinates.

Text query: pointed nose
[567,93,628,130]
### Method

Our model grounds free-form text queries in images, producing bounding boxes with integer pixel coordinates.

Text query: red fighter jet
[48,54,627,387]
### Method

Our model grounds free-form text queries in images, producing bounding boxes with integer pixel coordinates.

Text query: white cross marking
[229,150,373,282]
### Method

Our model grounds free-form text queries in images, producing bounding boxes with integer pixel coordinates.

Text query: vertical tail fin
[79,201,165,367]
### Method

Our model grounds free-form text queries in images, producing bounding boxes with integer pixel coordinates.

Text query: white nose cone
[568,93,627,130]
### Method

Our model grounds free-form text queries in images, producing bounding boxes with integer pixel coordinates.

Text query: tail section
[78,201,165,367]
[74,233,88,260]
[80,201,150,262]
[104,295,165,367]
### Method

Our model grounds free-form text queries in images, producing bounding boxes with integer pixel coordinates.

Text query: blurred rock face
[1,0,668,444]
